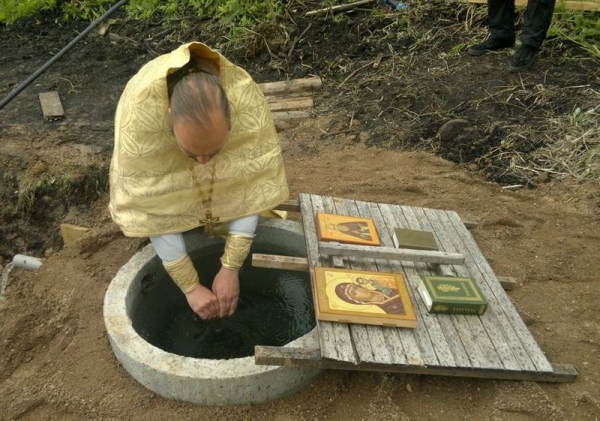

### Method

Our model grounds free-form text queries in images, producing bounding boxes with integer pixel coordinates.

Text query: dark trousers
[487,0,556,48]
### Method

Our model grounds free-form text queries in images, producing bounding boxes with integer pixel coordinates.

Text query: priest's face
[173,112,229,164]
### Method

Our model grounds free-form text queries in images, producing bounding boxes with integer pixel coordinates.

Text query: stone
[437,119,472,143]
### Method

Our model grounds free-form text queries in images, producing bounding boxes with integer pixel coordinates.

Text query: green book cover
[392,228,438,251]
[417,275,487,315]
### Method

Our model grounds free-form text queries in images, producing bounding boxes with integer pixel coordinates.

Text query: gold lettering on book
[437,284,460,293]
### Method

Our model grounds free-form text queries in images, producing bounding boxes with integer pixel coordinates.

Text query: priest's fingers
[216,295,231,318]
[185,285,219,320]
[212,267,240,318]
[199,301,219,320]
[228,298,238,317]
[216,291,239,317]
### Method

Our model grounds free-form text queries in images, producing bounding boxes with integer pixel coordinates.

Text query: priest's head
[168,61,230,164]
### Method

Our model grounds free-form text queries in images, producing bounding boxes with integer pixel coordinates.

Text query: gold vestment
[109,42,289,237]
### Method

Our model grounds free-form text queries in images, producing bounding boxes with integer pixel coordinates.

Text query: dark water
[131,251,315,359]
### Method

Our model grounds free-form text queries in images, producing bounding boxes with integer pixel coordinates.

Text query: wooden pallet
[258,76,322,130]
[255,194,578,383]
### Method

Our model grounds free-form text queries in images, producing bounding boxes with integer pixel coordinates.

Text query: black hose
[0,0,130,111]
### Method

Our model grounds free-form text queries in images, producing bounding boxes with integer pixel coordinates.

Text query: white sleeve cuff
[149,233,187,262]
[228,214,259,237]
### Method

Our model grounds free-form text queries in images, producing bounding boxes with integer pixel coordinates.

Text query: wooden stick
[338,60,375,88]
[258,77,322,96]
[305,0,376,16]
[287,23,312,60]
[319,242,465,265]
[252,254,309,272]
[372,52,384,69]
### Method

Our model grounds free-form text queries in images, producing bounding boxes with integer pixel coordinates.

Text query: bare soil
[1,3,599,421]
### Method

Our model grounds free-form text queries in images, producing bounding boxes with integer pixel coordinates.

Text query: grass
[345,1,600,185]
[2,0,599,188]
[549,9,600,58]
[0,0,56,24]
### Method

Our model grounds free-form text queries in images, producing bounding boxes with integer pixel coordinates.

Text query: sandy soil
[1,3,599,420]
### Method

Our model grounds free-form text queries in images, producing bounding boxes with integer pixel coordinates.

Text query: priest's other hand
[212,266,240,317]
[185,284,220,320]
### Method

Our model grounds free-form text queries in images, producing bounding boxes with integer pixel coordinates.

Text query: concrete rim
[103,219,321,405]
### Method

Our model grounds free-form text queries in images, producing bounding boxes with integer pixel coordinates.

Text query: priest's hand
[185,284,220,320]
[212,266,240,317]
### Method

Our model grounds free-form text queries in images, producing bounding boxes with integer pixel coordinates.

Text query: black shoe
[467,37,515,56]
[509,44,538,72]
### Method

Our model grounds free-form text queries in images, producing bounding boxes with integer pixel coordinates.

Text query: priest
[109,42,289,320]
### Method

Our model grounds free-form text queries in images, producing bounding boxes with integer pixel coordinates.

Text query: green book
[392,228,438,251]
[417,275,487,315]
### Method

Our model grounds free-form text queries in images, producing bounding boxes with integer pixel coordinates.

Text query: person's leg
[468,0,516,56]
[488,0,516,41]
[521,0,556,48]
[510,0,555,71]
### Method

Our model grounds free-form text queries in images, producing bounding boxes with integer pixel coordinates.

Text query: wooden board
[271,110,311,121]
[60,223,90,246]
[295,193,574,381]
[255,346,578,383]
[252,254,519,295]
[318,242,465,265]
[252,253,309,271]
[267,97,314,112]
[300,194,358,364]
[38,91,64,121]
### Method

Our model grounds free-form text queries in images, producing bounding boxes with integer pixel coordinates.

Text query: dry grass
[532,94,600,181]
[378,2,600,185]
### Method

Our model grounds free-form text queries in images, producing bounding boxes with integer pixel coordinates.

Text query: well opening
[131,251,315,360]
[104,219,322,406]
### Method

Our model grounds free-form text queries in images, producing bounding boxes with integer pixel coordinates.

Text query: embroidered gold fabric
[220,234,253,270]
[109,42,289,237]
[162,253,200,294]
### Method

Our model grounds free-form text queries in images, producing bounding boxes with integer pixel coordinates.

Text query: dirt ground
[1,3,599,421]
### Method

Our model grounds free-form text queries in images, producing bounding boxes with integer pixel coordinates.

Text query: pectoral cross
[202,209,220,238]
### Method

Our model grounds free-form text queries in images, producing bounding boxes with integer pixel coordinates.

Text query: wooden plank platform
[257,193,577,382]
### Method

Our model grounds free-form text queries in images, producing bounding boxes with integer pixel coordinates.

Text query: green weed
[568,106,595,125]
[0,0,56,24]
[1,0,280,39]
[448,42,468,57]
[549,8,600,58]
